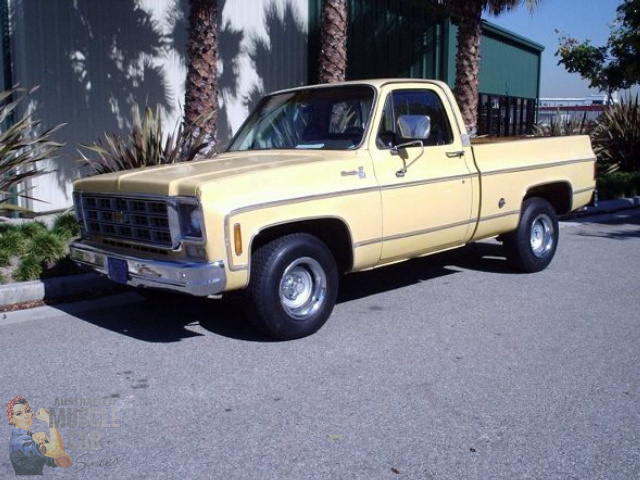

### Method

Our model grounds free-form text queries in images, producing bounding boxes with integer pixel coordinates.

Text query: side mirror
[388,115,430,177]
[397,115,431,141]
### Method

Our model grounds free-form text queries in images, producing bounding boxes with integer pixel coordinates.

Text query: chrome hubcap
[530,214,554,258]
[279,257,327,320]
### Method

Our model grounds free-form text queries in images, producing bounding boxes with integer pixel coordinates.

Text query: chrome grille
[79,194,173,247]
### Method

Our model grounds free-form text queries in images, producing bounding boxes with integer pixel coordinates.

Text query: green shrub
[0,218,81,282]
[0,249,11,267]
[52,212,81,240]
[591,96,640,174]
[14,254,43,281]
[0,223,19,234]
[19,220,48,238]
[597,172,640,199]
[0,229,26,263]
[24,231,66,264]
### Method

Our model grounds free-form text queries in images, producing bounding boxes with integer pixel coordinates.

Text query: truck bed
[471,135,537,145]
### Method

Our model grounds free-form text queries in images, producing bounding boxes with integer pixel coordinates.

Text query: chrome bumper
[70,242,226,296]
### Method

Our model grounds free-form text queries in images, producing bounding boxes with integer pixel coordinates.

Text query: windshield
[228,85,375,151]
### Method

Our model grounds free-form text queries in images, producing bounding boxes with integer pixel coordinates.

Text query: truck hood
[73,150,327,197]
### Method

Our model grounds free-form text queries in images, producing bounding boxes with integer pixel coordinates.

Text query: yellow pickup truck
[71,79,596,339]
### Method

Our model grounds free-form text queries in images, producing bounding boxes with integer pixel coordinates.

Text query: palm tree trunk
[318,0,348,84]
[452,4,483,136]
[184,0,218,141]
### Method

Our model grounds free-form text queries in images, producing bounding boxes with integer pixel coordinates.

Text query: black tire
[246,233,339,340]
[503,197,559,273]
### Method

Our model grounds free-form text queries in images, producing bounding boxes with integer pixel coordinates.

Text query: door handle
[446,150,464,158]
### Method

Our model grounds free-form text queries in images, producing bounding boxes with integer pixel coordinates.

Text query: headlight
[177,201,204,240]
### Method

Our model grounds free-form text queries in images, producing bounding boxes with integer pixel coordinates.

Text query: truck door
[369,86,476,262]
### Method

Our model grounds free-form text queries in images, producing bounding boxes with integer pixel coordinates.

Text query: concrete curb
[0,196,638,310]
[0,273,118,308]
[573,197,640,217]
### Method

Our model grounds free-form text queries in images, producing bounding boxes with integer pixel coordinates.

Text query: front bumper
[70,242,226,296]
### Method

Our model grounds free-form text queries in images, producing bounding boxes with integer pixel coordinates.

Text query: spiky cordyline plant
[0,87,64,210]
[591,95,640,174]
[532,117,593,137]
[79,105,212,176]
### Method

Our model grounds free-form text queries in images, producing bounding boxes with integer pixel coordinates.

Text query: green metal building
[309,0,544,136]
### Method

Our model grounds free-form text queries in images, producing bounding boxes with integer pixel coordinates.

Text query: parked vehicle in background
[70,79,596,340]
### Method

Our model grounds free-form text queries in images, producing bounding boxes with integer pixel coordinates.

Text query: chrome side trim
[224,172,483,269]
[481,157,596,177]
[478,210,521,222]
[353,210,520,248]
[70,242,226,296]
[224,187,380,271]
[380,172,476,191]
[353,239,380,249]
[354,219,471,248]
[382,219,472,243]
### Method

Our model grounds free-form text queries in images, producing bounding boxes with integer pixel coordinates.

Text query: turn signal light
[234,224,243,255]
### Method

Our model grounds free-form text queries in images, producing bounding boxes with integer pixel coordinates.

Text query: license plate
[107,258,128,284]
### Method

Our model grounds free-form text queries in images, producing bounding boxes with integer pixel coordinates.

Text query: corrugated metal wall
[478,33,541,99]
[309,0,448,83]
[346,0,445,81]
[447,22,542,99]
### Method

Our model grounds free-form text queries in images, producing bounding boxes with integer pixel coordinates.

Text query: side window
[376,89,454,149]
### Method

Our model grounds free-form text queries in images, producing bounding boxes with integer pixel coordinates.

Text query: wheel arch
[523,181,573,215]
[249,217,354,274]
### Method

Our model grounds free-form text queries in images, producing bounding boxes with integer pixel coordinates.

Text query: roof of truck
[270,78,450,96]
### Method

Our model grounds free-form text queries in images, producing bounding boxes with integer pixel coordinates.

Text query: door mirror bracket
[392,140,424,177]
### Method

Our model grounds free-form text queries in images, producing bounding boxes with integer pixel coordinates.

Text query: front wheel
[503,198,559,273]
[246,234,339,340]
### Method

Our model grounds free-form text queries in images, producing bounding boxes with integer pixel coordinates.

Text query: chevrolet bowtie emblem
[113,211,129,224]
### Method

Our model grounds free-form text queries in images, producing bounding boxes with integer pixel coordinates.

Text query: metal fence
[538,106,606,126]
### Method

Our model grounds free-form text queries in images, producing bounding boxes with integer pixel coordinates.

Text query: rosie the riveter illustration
[6,396,72,475]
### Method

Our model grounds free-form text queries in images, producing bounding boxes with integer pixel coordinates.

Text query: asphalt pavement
[1,210,639,479]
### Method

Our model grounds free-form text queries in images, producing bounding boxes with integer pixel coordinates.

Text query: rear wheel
[246,234,339,340]
[504,198,559,273]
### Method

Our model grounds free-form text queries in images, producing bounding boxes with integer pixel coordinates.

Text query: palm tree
[318,0,348,83]
[184,0,219,142]
[445,0,541,135]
